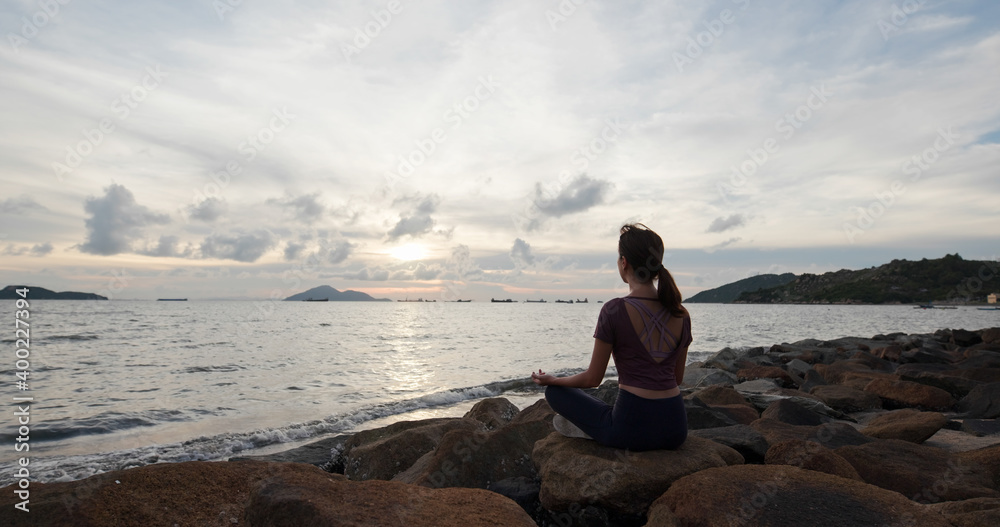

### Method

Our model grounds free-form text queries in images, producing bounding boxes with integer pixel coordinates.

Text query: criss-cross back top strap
[622,297,678,361]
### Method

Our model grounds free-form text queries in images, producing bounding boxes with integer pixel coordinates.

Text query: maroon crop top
[593,296,692,390]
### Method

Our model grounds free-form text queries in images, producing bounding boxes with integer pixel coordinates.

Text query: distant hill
[284,285,391,302]
[734,254,997,304]
[687,273,797,303]
[0,285,107,300]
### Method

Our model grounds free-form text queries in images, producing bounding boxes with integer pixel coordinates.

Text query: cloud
[510,238,535,266]
[387,194,441,240]
[529,175,613,230]
[79,184,171,255]
[2,243,53,257]
[200,230,277,262]
[267,192,326,223]
[705,237,742,253]
[187,198,227,222]
[139,235,192,257]
[0,195,46,214]
[707,214,747,233]
[283,241,306,261]
[323,240,353,264]
[348,267,391,281]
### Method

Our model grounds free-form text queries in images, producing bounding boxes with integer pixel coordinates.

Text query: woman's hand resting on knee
[531,369,555,386]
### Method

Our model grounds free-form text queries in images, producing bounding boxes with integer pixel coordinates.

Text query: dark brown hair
[619,223,684,316]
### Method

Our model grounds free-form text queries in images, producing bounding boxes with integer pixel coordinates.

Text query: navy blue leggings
[545,385,687,451]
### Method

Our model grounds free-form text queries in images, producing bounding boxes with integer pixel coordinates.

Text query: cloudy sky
[1,0,998,301]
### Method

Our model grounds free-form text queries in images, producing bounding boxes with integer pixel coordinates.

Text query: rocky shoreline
[3,327,999,526]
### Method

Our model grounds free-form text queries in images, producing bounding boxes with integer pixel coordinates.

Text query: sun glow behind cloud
[389,243,428,262]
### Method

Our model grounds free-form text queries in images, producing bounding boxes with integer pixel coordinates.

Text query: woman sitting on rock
[531,223,690,451]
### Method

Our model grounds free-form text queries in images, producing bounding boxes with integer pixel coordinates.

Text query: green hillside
[734,254,998,304]
[687,273,797,303]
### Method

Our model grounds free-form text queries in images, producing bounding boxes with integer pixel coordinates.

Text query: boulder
[647,465,953,527]
[927,497,1000,527]
[709,403,760,425]
[587,379,621,405]
[532,433,743,516]
[954,329,984,347]
[959,444,1000,490]
[0,460,536,527]
[690,425,770,464]
[901,347,956,365]
[959,382,1000,418]
[814,359,880,384]
[345,418,482,481]
[244,462,536,527]
[799,368,828,393]
[981,328,1000,344]
[682,367,738,388]
[784,358,814,378]
[689,384,752,407]
[464,397,520,430]
[872,344,903,362]
[393,399,554,489]
[961,419,1000,437]
[733,378,781,394]
[760,399,828,426]
[764,439,862,480]
[860,409,947,443]
[750,419,875,450]
[231,434,351,472]
[863,378,956,410]
[684,398,740,430]
[835,439,998,502]
[809,384,882,412]
[899,368,983,399]
[736,366,799,388]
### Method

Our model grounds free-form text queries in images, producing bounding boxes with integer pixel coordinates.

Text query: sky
[1,0,999,301]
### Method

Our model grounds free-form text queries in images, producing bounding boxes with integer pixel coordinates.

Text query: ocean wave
[176,364,245,374]
[43,334,101,341]
[0,409,192,443]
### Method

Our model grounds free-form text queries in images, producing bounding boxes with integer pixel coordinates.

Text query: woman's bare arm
[532,338,613,388]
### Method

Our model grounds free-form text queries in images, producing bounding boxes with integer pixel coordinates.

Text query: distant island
[0,285,107,300]
[284,285,391,302]
[729,254,996,304]
[686,273,797,303]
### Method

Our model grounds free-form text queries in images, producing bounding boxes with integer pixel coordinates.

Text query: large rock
[231,434,351,472]
[689,384,752,407]
[959,444,1000,490]
[750,419,875,450]
[959,382,1000,418]
[682,367,738,388]
[684,398,741,430]
[764,439,862,480]
[863,378,956,410]
[981,328,1000,344]
[760,399,828,426]
[737,366,799,388]
[899,368,983,399]
[532,433,743,516]
[463,397,520,430]
[345,417,482,481]
[814,359,882,384]
[394,399,554,489]
[0,460,536,527]
[860,409,947,443]
[809,384,882,412]
[244,462,536,527]
[710,403,760,425]
[927,497,1000,527]
[835,439,999,502]
[690,425,770,464]
[954,328,984,347]
[647,465,953,527]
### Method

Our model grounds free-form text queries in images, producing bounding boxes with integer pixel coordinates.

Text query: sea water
[2,300,997,485]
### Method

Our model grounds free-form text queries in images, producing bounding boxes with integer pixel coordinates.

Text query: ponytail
[657,267,685,317]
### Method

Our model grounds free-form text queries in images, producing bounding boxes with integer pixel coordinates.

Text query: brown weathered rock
[959,382,1000,418]
[959,444,1000,490]
[690,384,752,407]
[981,328,1000,344]
[463,397,520,430]
[809,384,882,412]
[954,329,984,347]
[690,425,770,464]
[393,399,554,489]
[710,403,760,425]
[835,439,998,502]
[532,433,743,516]
[750,419,875,449]
[345,417,482,480]
[872,344,903,362]
[860,409,947,443]
[899,368,983,399]
[814,359,880,384]
[864,378,957,410]
[927,497,1000,527]
[764,439,862,480]
[647,464,953,527]
[244,462,537,527]
[760,399,828,426]
[737,366,798,388]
